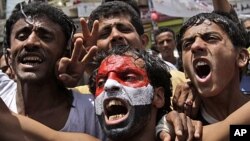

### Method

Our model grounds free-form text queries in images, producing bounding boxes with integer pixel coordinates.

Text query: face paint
[94,55,154,139]
[95,55,149,96]
[95,79,154,115]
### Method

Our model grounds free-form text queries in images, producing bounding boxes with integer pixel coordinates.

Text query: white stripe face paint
[94,55,154,116]
[95,79,154,115]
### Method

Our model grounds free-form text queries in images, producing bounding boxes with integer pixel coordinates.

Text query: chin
[98,105,152,140]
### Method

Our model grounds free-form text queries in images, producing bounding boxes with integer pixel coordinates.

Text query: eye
[15,28,31,41]
[201,33,221,44]
[98,28,111,39]
[96,78,106,88]
[16,32,29,41]
[158,40,165,46]
[122,73,139,82]
[39,33,53,42]
[182,40,193,50]
[117,24,134,33]
[37,29,54,42]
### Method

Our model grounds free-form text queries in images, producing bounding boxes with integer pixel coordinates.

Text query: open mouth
[111,40,128,48]
[194,60,211,79]
[104,98,129,124]
[20,55,43,66]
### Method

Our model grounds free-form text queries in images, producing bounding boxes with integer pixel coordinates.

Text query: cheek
[97,40,109,49]
[129,36,142,48]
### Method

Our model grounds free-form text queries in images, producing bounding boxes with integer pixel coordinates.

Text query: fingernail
[177,130,182,135]
[195,132,200,138]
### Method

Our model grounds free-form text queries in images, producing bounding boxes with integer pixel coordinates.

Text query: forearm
[212,0,231,13]
[203,101,250,141]
[15,113,100,141]
[0,98,99,141]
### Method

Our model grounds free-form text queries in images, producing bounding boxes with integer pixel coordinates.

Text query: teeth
[23,56,42,62]
[106,100,122,109]
[109,114,125,120]
[195,61,207,68]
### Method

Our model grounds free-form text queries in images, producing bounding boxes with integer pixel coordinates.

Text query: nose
[163,40,168,46]
[104,72,121,93]
[191,37,206,54]
[110,28,124,44]
[24,32,41,50]
[104,79,121,93]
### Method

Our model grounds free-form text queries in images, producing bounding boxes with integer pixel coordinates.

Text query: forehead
[98,16,133,29]
[156,32,174,40]
[243,20,250,29]
[11,17,63,34]
[183,20,226,38]
[98,55,145,73]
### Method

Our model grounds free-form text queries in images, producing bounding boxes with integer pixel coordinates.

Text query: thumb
[160,131,172,141]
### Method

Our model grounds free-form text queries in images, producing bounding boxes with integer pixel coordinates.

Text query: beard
[98,104,152,140]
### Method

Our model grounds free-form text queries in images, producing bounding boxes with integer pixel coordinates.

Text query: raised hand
[56,18,100,87]
[73,18,99,51]
[56,38,98,88]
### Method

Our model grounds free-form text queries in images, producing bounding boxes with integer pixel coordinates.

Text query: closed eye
[98,27,112,39]
[117,25,133,33]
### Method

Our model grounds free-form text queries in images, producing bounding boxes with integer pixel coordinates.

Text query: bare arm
[203,101,250,141]
[14,113,100,141]
[212,0,231,13]
[0,98,99,141]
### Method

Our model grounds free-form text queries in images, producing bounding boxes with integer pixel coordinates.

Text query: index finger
[80,18,91,38]
[71,38,84,62]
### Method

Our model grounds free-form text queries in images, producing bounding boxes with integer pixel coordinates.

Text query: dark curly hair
[177,12,248,79]
[177,12,247,52]
[3,1,76,56]
[88,1,144,36]
[154,26,176,41]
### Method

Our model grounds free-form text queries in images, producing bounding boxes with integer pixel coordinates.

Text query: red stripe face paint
[95,55,149,97]
[94,55,154,116]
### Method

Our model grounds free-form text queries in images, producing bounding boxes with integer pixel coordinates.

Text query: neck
[201,79,250,121]
[16,78,70,115]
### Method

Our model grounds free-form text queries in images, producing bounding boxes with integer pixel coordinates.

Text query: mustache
[12,47,46,62]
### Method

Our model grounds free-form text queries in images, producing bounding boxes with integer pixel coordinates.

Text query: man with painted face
[88,45,172,141]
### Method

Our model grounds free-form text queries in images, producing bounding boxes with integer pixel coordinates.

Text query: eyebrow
[182,31,220,41]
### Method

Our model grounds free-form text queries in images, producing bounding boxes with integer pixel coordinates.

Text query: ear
[6,48,12,65]
[237,48,249,68]
[153,87,165,108]
[140,33,149,49]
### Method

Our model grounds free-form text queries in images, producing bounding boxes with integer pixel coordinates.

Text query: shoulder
[169,70,186,82]
[164,61,178,70]
[169,70,187,94]
[73,85,91,94]
[0,70,16,98]
[71,89,95,108]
